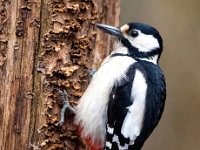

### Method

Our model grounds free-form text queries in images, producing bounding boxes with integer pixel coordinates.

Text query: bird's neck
[112,41,159,64]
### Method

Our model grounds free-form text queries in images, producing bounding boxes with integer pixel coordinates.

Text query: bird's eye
[129,30,139,37]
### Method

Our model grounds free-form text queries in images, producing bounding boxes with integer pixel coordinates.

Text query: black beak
[96,23,124,39]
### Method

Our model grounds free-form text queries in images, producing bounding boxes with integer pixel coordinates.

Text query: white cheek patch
[127,30,160,53]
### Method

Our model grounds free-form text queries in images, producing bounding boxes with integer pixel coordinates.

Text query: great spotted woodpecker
[62,22,166,150]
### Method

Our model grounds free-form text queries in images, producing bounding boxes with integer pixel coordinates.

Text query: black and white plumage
[75,22,166,150]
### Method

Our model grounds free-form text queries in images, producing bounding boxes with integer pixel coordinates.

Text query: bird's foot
[56,89,75,126]
[88,68,96,80]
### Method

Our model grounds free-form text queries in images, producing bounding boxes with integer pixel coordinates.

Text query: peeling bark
[0,0,120,149]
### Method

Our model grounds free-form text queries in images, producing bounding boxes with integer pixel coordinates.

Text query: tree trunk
[0,0,120,149]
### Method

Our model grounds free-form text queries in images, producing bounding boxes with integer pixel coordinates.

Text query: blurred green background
[120,0,200,150]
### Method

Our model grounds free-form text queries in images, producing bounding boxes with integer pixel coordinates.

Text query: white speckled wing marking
[107,124,114,134]
[113,134,129,150]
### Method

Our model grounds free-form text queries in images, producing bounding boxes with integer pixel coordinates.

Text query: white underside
[75,44,148,147]
[75,47,136,145]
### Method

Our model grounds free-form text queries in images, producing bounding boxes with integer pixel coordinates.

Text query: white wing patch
[124,30,160,64]
[75,53,136,146]
[121,69,147,144]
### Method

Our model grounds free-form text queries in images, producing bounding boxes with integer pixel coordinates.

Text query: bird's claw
[56,89,75,126]
[88,68,96,80]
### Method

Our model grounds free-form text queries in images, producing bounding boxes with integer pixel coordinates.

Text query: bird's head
[96,22,163,64]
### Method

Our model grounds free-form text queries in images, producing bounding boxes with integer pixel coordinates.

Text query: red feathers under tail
[77,127,103,150]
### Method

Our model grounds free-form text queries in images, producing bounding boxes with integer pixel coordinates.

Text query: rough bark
[0,0,120,149]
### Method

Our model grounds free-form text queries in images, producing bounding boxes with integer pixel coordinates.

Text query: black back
[105,59,166,150]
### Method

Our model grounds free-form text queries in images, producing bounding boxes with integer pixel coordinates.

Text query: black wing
[129,61,166,150]
[105,61,166,150]
[105,64,136,149]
